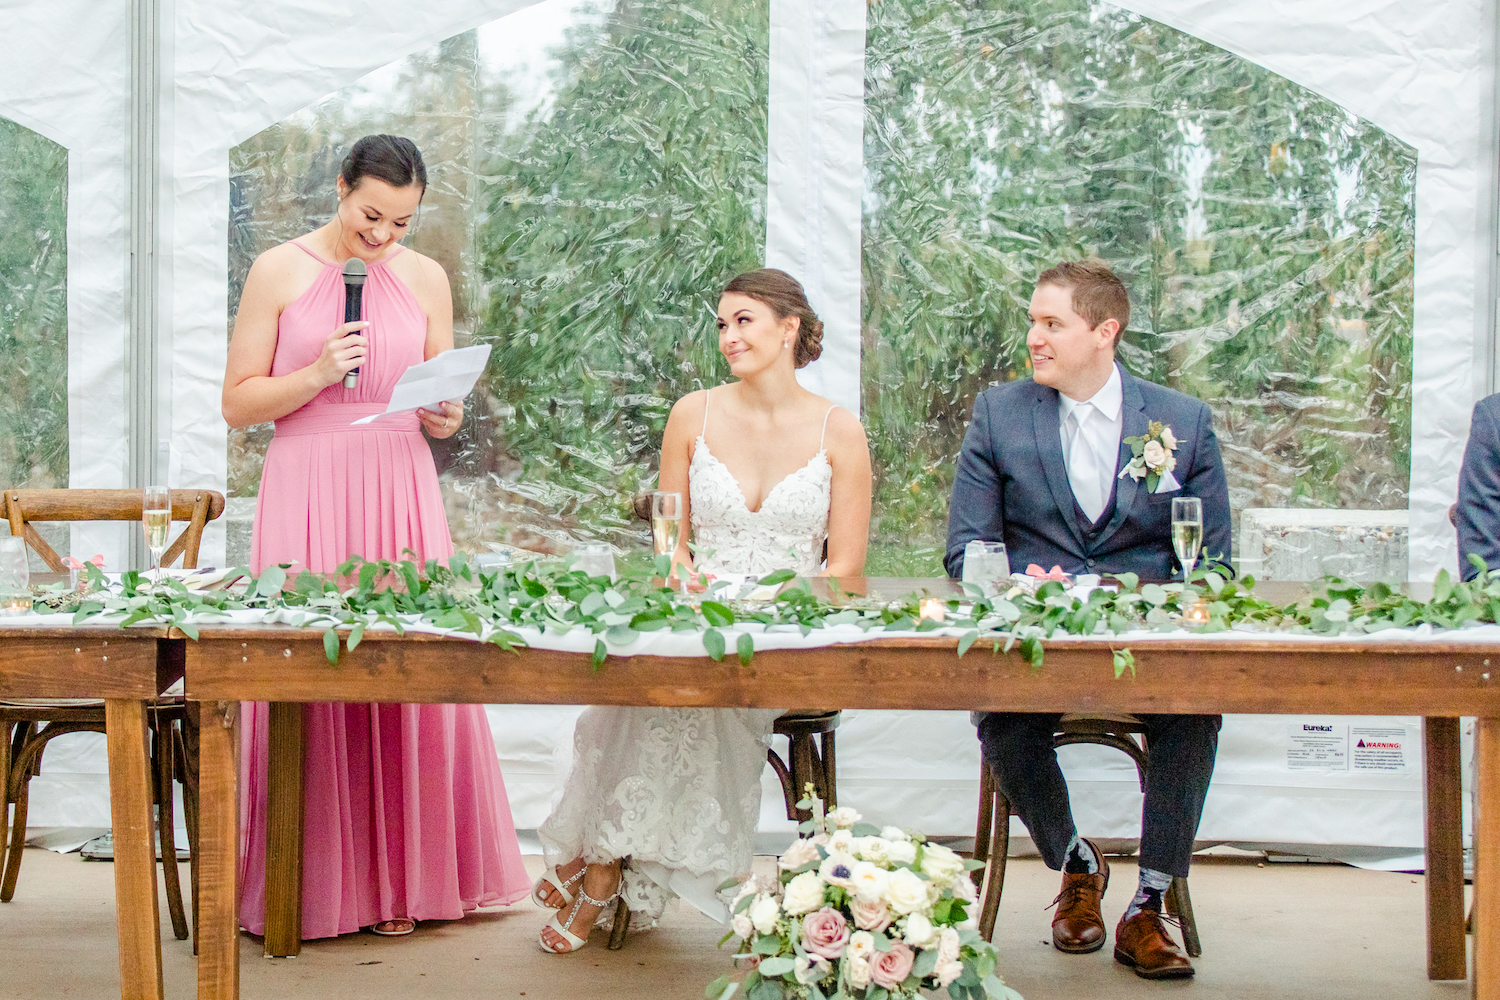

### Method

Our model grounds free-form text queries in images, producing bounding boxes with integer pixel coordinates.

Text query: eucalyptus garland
[46,554,1500,672]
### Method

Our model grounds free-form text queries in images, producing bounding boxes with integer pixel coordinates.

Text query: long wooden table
[181,583,1495,999]
[0,624,179,1000]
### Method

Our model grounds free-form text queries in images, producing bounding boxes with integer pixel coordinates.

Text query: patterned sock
[1061,834,1099,874]
[1123,867,1175,920]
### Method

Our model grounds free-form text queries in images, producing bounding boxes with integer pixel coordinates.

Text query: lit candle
[919,598,946,622]
[1184,598,1210,625]
[0,594,32,616]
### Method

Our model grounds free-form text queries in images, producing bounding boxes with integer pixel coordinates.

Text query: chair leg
[972,761,994,881]
[1,759,31,901]
[154,716,189,940]
[766,744,798,821]
[178,706,201,952]
[607,896,630,950]
[1168,876,1201,957]
[790,731,817,819]
[819,730,837,809]
[0,721,12,868]
[978,768,1009,944]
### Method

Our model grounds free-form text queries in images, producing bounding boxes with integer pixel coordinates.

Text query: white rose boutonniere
[1119,419,1182,494]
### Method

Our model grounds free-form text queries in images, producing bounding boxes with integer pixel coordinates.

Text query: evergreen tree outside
[0,118,68,492]
[862,0,1415,573]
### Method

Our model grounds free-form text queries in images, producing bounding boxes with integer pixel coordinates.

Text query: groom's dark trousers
[946,363,1233,878]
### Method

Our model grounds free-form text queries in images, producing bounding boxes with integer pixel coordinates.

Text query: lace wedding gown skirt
[539,412,833,925]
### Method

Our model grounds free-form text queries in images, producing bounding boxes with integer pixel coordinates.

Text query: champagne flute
[142,486,172,585]
[651,491,683,586]
[1171,496,1203,580]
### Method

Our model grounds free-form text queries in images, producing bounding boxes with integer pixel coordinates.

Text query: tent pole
[1487,0,1500,398]
[127,0,161,570]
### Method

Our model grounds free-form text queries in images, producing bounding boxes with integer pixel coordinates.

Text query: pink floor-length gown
[239,240,531,939]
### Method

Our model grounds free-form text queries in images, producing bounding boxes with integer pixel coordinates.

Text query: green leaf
[703,628,726,662]
[737,631,754,665]
[255,566,287,598]
[591,639,607,670]
[849,822,881,837]
[322,628,340,665]
[753,934,782,956]
[177,621,200,641]
[1112,571,1139,592]
[702,600,735,627]
[1112,648,1135,679]
[347,622,365,652]
[758,569,796,586]
[756,956,795,977]
[1140,583,1167,606]
[706,974,735,999]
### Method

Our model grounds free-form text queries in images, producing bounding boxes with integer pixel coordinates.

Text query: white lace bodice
[688,396,834,579]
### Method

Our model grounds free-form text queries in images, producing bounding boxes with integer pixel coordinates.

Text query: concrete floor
[0,847,1473,999]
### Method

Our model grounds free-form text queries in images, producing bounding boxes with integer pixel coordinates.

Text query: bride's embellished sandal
[538,880,621,955]
[532,863,585,909]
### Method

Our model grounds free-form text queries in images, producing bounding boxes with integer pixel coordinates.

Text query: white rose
[920,843,966,886]
[827,805,863,830]
[880,825,910,842]
[826,829,857,855]
[781,871,826,915]
[903,912,940,949]
[847,953,871,989]
[886,839,918,866]
[1160,427,1178,450]
[886,866,930,915]
[794,954,832,985]
[934,927,965,986]
[849,861,891,904]
[846,930,875,962]
[855,837,891,865]
[818,852,859,889]
[935,955,965,988]
[750,893,781,935]
[951,873,978,904]
[1142,439,1168,469]
[732,880,756,906]
[778,837,822,871]
[731,911,754,940]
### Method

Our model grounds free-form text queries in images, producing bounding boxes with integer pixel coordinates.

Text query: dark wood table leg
[197,700,240,1000]
[103,698,164,1000]
[264,701,305,957]
[1425,716,1466,980]
[1476,717,1500,1000]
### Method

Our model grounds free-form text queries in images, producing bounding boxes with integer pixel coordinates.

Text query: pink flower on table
[1025,564,1069,581]
[62,555,104,570]
[870,942,915,989]
[850,895,892,931]
[801,907,849,959]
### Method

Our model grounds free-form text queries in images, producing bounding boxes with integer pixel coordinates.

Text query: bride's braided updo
[722,268,824,368]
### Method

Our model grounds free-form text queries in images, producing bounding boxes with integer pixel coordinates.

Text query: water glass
[0,537,31,615]
[575,541,617,582]
[1171,496,1203,578]
[962,540,1011,595]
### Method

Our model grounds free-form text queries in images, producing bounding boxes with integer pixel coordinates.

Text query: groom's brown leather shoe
[1113,909,1195,979]
[1050,840,1109,953]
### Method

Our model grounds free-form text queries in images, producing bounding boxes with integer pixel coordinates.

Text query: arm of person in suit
[1457,395,1500,581]
[945,392,1007,578]
[1180,400,1233,576]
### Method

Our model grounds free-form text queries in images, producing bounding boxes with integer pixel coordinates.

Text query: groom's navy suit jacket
[945,362,1232,582]
[1458,392,1500,581]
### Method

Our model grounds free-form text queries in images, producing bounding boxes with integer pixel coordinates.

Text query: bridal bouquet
[710,789,1020,1000]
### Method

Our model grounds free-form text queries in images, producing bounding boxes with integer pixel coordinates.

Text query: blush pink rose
[850,896,892,931]
[870,942,915,989]
[802,907,850,959]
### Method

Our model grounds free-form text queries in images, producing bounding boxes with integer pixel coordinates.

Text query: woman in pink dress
[222,134,531,938]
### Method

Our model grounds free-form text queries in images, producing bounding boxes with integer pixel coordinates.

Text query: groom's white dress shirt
[1058,365,1124,523]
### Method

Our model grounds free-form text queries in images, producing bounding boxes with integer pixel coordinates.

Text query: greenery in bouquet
[709,788,1020,1000]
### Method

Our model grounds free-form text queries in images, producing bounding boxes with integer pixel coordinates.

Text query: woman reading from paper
[221,134,530,939]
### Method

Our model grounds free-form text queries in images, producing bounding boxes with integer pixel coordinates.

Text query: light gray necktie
[1066,405,1107,523]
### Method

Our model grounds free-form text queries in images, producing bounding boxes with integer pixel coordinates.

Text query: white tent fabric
[5,0,1493,856]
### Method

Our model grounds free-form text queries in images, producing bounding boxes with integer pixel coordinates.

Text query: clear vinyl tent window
[0,117,68,493]
[860,0,1416,574]
[228,0,769,562]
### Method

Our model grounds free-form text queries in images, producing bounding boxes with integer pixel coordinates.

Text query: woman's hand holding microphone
[311,320,370,388]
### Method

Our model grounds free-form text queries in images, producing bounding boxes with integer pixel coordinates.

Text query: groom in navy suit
[946,259,1231,980]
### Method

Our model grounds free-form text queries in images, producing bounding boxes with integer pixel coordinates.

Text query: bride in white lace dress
[534,269,872,954]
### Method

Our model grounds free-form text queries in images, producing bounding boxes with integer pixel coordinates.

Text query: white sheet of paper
[351,344,492,425]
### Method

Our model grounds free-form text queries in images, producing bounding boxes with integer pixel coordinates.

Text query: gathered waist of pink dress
[273,403,421,437]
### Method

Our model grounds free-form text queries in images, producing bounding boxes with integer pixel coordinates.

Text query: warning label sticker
[1351,726,1411,773]
[1287,723,1348,770]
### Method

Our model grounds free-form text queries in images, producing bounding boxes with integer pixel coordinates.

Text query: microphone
[341,258,368,389]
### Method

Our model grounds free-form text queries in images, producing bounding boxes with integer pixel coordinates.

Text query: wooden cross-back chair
[0,487,225,948]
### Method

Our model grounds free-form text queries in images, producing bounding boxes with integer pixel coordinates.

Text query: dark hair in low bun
[340,134,428,196]
[722,268,824,368]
